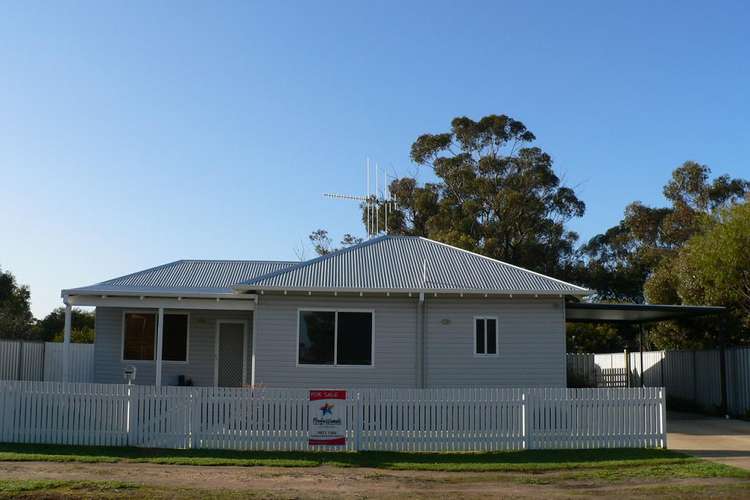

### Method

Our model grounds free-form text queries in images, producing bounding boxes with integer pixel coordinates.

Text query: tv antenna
[323,158,396,237]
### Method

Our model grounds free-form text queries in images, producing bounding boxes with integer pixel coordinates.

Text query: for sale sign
[309,390,347,446]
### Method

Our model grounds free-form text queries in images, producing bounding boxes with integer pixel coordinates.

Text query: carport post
[639,324,645,388]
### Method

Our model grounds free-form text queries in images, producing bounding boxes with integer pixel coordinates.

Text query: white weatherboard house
[60,235,590,388]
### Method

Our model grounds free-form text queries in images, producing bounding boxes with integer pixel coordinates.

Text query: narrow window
[123,313,156,360]
[337,312,373,365]
[474,317,498,355]
[298,311,335,364]
[162,314,188,362]
[486,318,497,354]
[475,318,485,354]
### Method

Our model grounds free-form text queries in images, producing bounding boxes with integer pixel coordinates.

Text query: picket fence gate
[0,381,667,451]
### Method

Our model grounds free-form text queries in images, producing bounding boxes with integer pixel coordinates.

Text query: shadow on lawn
[0,443,690,470]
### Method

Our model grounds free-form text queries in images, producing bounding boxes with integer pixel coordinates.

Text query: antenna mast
[323,158,397,238]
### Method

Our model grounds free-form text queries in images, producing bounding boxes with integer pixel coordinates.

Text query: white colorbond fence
[568,348,750,416]
[0,340,93,383]
[0,381,666,451]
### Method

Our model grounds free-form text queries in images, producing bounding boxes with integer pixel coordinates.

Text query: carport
[565,302,728,413]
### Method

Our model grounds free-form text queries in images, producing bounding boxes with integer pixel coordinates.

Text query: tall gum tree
[362,114,586,277]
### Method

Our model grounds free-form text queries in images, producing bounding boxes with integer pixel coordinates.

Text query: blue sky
[1,1,748,317]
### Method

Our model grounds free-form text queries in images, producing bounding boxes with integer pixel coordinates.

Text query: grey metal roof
[237,236,590,296]
[64,260,297,296]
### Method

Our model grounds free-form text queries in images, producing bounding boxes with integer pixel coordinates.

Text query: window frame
[120,310,190,364]
[473,315,499,357]
[296,308,375,368]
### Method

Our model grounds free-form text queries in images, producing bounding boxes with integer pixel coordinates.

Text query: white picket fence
[0,340,94,383]
[0,381,667,451]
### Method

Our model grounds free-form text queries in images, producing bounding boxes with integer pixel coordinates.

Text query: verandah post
[62,301,72,382]
[155,307,164,387]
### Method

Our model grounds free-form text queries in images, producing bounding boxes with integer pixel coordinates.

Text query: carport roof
[565,302,726,323]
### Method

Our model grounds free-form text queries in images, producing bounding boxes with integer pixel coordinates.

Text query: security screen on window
[298,310,373,365]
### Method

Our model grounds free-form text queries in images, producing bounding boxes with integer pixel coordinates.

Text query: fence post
[354,392,362,451]
[523,391,533,450]
[659,388,668,449]
[126,384,132,447]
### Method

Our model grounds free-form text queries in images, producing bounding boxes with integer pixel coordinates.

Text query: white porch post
[62,301,72,382]
[155,307,164,386]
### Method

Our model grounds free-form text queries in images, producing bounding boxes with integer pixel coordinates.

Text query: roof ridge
[417,237,590,292]
[180,259,298,264]
[239,235,389,286]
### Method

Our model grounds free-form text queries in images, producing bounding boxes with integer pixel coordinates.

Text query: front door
[216,321,246,387]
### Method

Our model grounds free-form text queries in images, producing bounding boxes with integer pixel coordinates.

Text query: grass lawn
[0,444,748,498]
[0,443,711,472]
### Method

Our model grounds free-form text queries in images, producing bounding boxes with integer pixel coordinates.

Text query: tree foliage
[363,114,585,276]
[36,307,95,343]
[578,161,749,303]
[304,114,750,351]
[0,267,34,340]
[647,201,750,346]
[51,326,95,344]
[309,229,363,256]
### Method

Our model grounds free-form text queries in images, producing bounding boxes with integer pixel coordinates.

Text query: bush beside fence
[0,381,666,452]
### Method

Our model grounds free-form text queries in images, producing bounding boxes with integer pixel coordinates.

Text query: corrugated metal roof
[238,236,589,295]
[65,260,297,296]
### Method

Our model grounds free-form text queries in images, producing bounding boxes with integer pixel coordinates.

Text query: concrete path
[668,411,750,471]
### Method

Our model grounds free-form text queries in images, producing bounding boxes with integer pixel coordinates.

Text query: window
[123,313,155,361]
[162,313,188,362]
[337,312,373,365]
[298,311,335,364]
[474,317,498,355]
[298,310,373,366]
[123,312,189,362]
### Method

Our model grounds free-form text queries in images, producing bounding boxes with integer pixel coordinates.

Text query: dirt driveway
[0,460,748,499]
[668,411,750,470]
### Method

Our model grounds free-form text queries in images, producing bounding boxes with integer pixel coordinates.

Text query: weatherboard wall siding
[92,297,566,388]
[425,297,567,387]
[94,307,253,386]
[253,295,418,388]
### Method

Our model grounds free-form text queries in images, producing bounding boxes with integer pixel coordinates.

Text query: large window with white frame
[298,310,373,366]
[122,312,189,362]
[474,316,498,356]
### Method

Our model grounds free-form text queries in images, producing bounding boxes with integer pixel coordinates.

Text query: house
[60,235,590,388]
